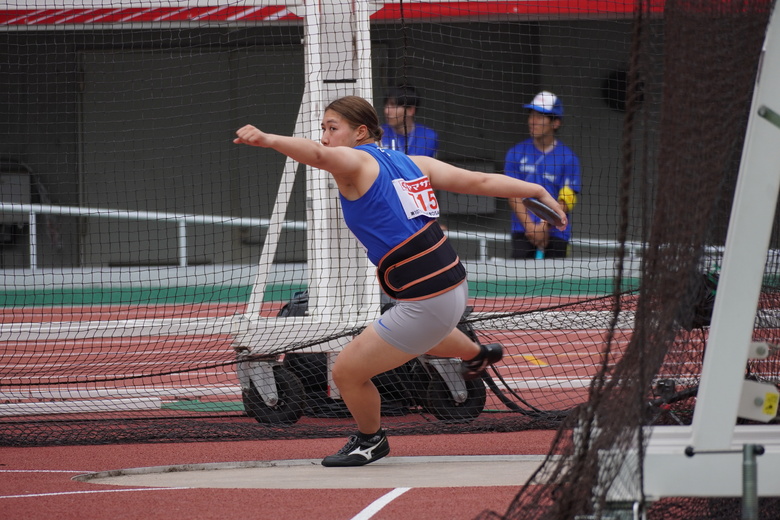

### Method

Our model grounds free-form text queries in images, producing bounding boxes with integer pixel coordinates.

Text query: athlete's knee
[330,354,368,390]
[330,360,350,389]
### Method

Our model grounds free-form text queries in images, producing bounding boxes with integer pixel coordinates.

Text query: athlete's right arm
[233,125,367,181]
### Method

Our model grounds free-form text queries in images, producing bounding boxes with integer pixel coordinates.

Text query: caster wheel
[243,365,305,426]
[424,372,486,423]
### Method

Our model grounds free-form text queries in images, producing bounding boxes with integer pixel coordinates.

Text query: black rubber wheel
[424,371,486,423]
[242,365,306,426]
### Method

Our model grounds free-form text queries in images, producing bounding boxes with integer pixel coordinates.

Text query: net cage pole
[232,0,381,405]
[299,0,379,324]
[606,2,780,505]
[306,0,377,324]
[232,0,380,353]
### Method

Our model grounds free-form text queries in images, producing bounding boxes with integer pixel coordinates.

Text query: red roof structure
[1,1,664,27]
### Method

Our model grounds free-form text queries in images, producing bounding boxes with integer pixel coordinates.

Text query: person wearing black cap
[381,85,439,157]
[504,91,582,259]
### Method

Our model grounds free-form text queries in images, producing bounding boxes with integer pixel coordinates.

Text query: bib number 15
[392,177,440,219]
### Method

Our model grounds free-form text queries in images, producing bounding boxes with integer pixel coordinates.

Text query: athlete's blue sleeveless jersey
[340,144,437,265]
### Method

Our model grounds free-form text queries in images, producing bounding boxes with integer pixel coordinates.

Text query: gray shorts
[372,281,469,355]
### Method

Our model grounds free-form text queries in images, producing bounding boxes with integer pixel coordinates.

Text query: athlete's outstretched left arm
[411,155,567,230]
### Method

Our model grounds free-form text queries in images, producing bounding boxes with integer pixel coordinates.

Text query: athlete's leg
[331,325,417,435]
[333,283,482,433]
[426,327,480,359]
[426,325,502,379]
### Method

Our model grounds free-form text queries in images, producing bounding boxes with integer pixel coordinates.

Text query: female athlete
[234,96,567,467]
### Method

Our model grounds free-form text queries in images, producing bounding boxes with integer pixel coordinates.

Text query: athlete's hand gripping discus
[522,198,565,228]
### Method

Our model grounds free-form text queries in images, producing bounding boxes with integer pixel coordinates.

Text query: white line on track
[0,487,191,499]
[0,469,89,473]
[350,487,411,520]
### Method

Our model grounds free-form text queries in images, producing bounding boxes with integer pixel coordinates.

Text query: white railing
[0,202,305,270]
[0,202,643,269]
[446,229,646,261]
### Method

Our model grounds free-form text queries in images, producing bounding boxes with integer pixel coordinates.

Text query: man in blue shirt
[504,91,581,259]
[381,85,439,157]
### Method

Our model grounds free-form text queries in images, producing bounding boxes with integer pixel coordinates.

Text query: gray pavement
[76,455,547,489]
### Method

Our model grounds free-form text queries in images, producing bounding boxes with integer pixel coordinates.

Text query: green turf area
[0,278,638,307]
[0,284,305,307]
[470,277,639,297]
[161,400,246,412]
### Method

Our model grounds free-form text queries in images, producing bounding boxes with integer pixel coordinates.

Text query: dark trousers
[511,232,568,259]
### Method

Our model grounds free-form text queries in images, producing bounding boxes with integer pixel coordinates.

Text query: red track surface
[0,298,617,519]
[0,430,557,520]
[1,299,628,409]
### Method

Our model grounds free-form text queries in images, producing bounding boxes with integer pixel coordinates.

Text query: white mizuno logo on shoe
[349,444,379,460]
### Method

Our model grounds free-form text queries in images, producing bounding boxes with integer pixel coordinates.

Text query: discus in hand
[522,198,565,228]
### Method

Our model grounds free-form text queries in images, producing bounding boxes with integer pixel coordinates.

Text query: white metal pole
[244,105,307,316]
[691,3,780,450]
[178,220,187,267]
[28,211,37,271]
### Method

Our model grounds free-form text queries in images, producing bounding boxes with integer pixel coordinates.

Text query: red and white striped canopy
[0,1,662,27]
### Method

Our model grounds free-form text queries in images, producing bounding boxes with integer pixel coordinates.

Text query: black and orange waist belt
[376,221,466,301]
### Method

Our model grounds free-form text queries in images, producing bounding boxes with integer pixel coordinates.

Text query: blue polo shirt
[381,124,439,157]
[504,139,581,242]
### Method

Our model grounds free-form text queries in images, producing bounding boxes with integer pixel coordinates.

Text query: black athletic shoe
[321,431,390,467]
[461,343,503,381]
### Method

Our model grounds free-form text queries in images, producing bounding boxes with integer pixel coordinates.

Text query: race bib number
[392,177,440,219]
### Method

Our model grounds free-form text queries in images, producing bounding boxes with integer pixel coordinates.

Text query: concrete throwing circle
[75,455,547,489]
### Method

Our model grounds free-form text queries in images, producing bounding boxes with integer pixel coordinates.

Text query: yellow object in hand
[558,186,578,211]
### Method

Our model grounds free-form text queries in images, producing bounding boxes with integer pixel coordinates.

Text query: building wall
[0,20,654,268]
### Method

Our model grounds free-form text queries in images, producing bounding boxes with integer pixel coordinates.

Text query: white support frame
[610,1,780,503]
